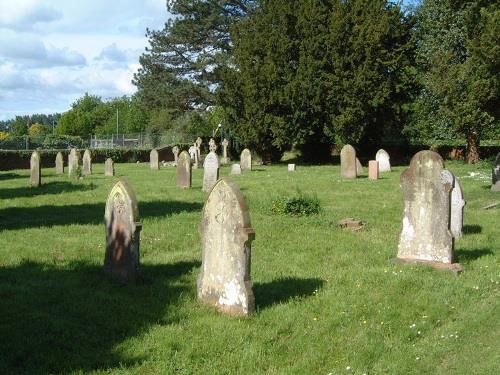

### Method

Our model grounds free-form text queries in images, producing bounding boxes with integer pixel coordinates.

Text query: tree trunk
[466,131,480,164]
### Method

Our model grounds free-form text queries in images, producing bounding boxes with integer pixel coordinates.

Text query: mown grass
[0,160,498,374]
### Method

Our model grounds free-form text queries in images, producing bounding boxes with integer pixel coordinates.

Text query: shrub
[271,192,321,216]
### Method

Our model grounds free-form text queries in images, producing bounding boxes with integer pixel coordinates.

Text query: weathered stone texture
[340,144,357,179]
[209,138,217,152]
[202,151,220,192]
[30,151,41,187]
[105,158,115,177]
[222,138,229,164]
[450,175,465,238]
[55,152,64,174]
[82,149,92,175]
[376,149,391,172]
[150,149,159,170]
[68,148,80,178]
[177,150,192,188]
[368,160,379,180]
[172,146,179,166]
[240,149,252,171]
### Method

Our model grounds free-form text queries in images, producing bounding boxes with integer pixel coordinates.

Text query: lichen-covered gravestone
[450,175,465,238]
[82,149,92,175]
[202,151,219,192]
[55,152,64,174]
[231,164,242,175]
[356,158,363,175]
[30,151,41,187]
[104,180,142,284]
[368,160,378,180]
[397,151,456,266]
[68,148,80,178]
[492,153,500,192]
[340,144,356,179]
[240,148,252,172]
[376,149,391,172]
[177,150,192,188]
[105,158,114,177]
[150,149,159,170]
[198,177,255,316]
[172,145,179,166]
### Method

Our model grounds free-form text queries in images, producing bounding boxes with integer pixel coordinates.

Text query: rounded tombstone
[30,151,41,187]
[340,144,356,179]
[240,148,252,172]
[176,150,192,188]
[202,151,220,192]
[376,149,391,172]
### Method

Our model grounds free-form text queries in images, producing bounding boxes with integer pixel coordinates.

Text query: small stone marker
[231,164,242,175]
[450,175,465,238]
[150,149,159,170]
[240,148,252,172]
[30,151,41,187]
[288,164,296,172]
[368,160,379,180]
[68,148,80,178]
[55,152,64,174]
[376,149,391,172]
[177,150,192,188]
[397,151,456,267]
[492,153,500,192]
[209,138,217,152]
[82,149,92,175]
[105,158,115,177]
[172,145,179,166]
[222,138,229,164]
[356,158,363,175]
[104,180,142,284]
[198,177,255,316]
[340,144,356,179]
[202,151,220,192]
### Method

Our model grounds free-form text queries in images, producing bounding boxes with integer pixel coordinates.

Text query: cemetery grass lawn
[0,161,499,375]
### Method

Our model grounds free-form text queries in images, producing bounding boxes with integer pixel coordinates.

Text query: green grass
[0,161,498,374]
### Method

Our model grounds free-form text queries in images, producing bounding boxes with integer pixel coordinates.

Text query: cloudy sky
[0,0,170,120]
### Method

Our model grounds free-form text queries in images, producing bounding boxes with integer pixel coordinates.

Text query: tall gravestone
[376,149,391,172]
[198,177,255,316]
[397,151,454,265]
[30,151,41,187]
[196,137,203,161]
[177,150,192,188]
[492,153,500,192]
[202,151,220,192]
[68,148,80,178]
[105,158,115,177]
[82,149,92,175]
[172,145,179,166]
[193,143,199,169]
[340,144,356,179]
[104,180,142,284]
[450,175,465,238]
[222,138,229,164]
[55,152,64,174]
[150,149,159,170]
[240,148,252,172]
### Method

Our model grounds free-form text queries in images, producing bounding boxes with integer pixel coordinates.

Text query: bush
[271,192,321,216]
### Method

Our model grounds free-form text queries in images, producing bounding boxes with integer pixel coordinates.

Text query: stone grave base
[390,258,464,273]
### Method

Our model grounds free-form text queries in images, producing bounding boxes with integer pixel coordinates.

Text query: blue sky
[0,0,170,120]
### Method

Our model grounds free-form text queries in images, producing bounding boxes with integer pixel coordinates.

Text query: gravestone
[397,151,454,265]
[288,164,296,172]
[55,152,64,174]
[222,138,229,164]
[198,177,255,316]
[202,151,220,192]
[104,180,142,284]
[193,143,199,169]
[240,148,252,172]
[82,149,92,175]
[368,160,378,180]
[376,149,391,172]
[356,158,363,175]
[450,175,465,238]
[105,158,115,177]
[172,146,179,166]
[30,151,41,187]
[492,153,500,192]
[177,150,192,188]
[340,144,356,179]
[209,138,217,152]
[231,164,242,175]
[196,137,203,161]
[68,148,80,178]
[150,149,159,170]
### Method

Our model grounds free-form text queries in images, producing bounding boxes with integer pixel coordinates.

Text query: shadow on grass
[463,224,482,235]
[455,248,493,263]
[0,260,198,374]
[254,277,324,310]
[0,200,202,230]
[0,181,96,199]
[0,172,26,181]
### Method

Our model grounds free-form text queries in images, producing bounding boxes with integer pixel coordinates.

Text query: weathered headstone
[198,177,255,316]
[196,137,203,160]
[177,150,192,188]
[376,149,391,172]
[288,163,296,172]
[340,144,356,179]
[397,151,455,265]
[193,143,199,169]
[492,153,500,192]
[150,149,159,170]
[450,175,465,238]
[55,152,64,174]
[240,148,252,172]
[209,138,217,152]
[82,149,92,175]
[356,158,363,175]
[368,160,378,180]
[104,180,142,284]
[68,148,80,178]
[222,138,229,164]
[231,164,242,175]
[172,145,179,166]
[105,158,115,177]
[30,151,41,187]
[202,151,220,192]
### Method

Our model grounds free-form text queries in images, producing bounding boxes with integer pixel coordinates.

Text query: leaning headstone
[240,149,252,172]
[356,158,363,175]
[368,160,378,180]
[177,150,192,188]
[198,177,255,316]
[68,148,80,178]
[30,151,41,187]
[82,149,92,175]
[150,149,159,170]
[492,153,500,192]
[202,151,220,192]
[340,144,356,179]
[104,180,142,284]
[209,138,217,152]
[55,152,64,174]
[172,145,179,166]
[450,175,465,238]
[288,164,296,172]
[231,164,241,175]
[376,149,391,172]
[397,151,455,266]
[221,138,229,164]
[105,158,115,177]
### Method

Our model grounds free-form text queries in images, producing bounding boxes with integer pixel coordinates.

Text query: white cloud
[0,1,62,31]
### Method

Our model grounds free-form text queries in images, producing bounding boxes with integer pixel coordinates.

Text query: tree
[57,93,103,137]
[11,116,29,136]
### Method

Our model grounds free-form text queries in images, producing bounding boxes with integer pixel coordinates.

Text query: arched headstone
[492,153,500,192]
[376,149,391,172]
[30,151,41,187]
[198,177,255,316]
[177,150,192,188]
[105,158,115,177]
[55,152,64,174]
[82,149,92,175]
[150,149,159,170]
[340,144,356,179]
[104,180,142,284]
[450,175,465,238]
[202,151,220,192]
[68,148,80,178]
[240,149,252,172]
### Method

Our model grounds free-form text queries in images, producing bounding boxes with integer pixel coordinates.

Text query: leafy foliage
[271,191,321,216]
